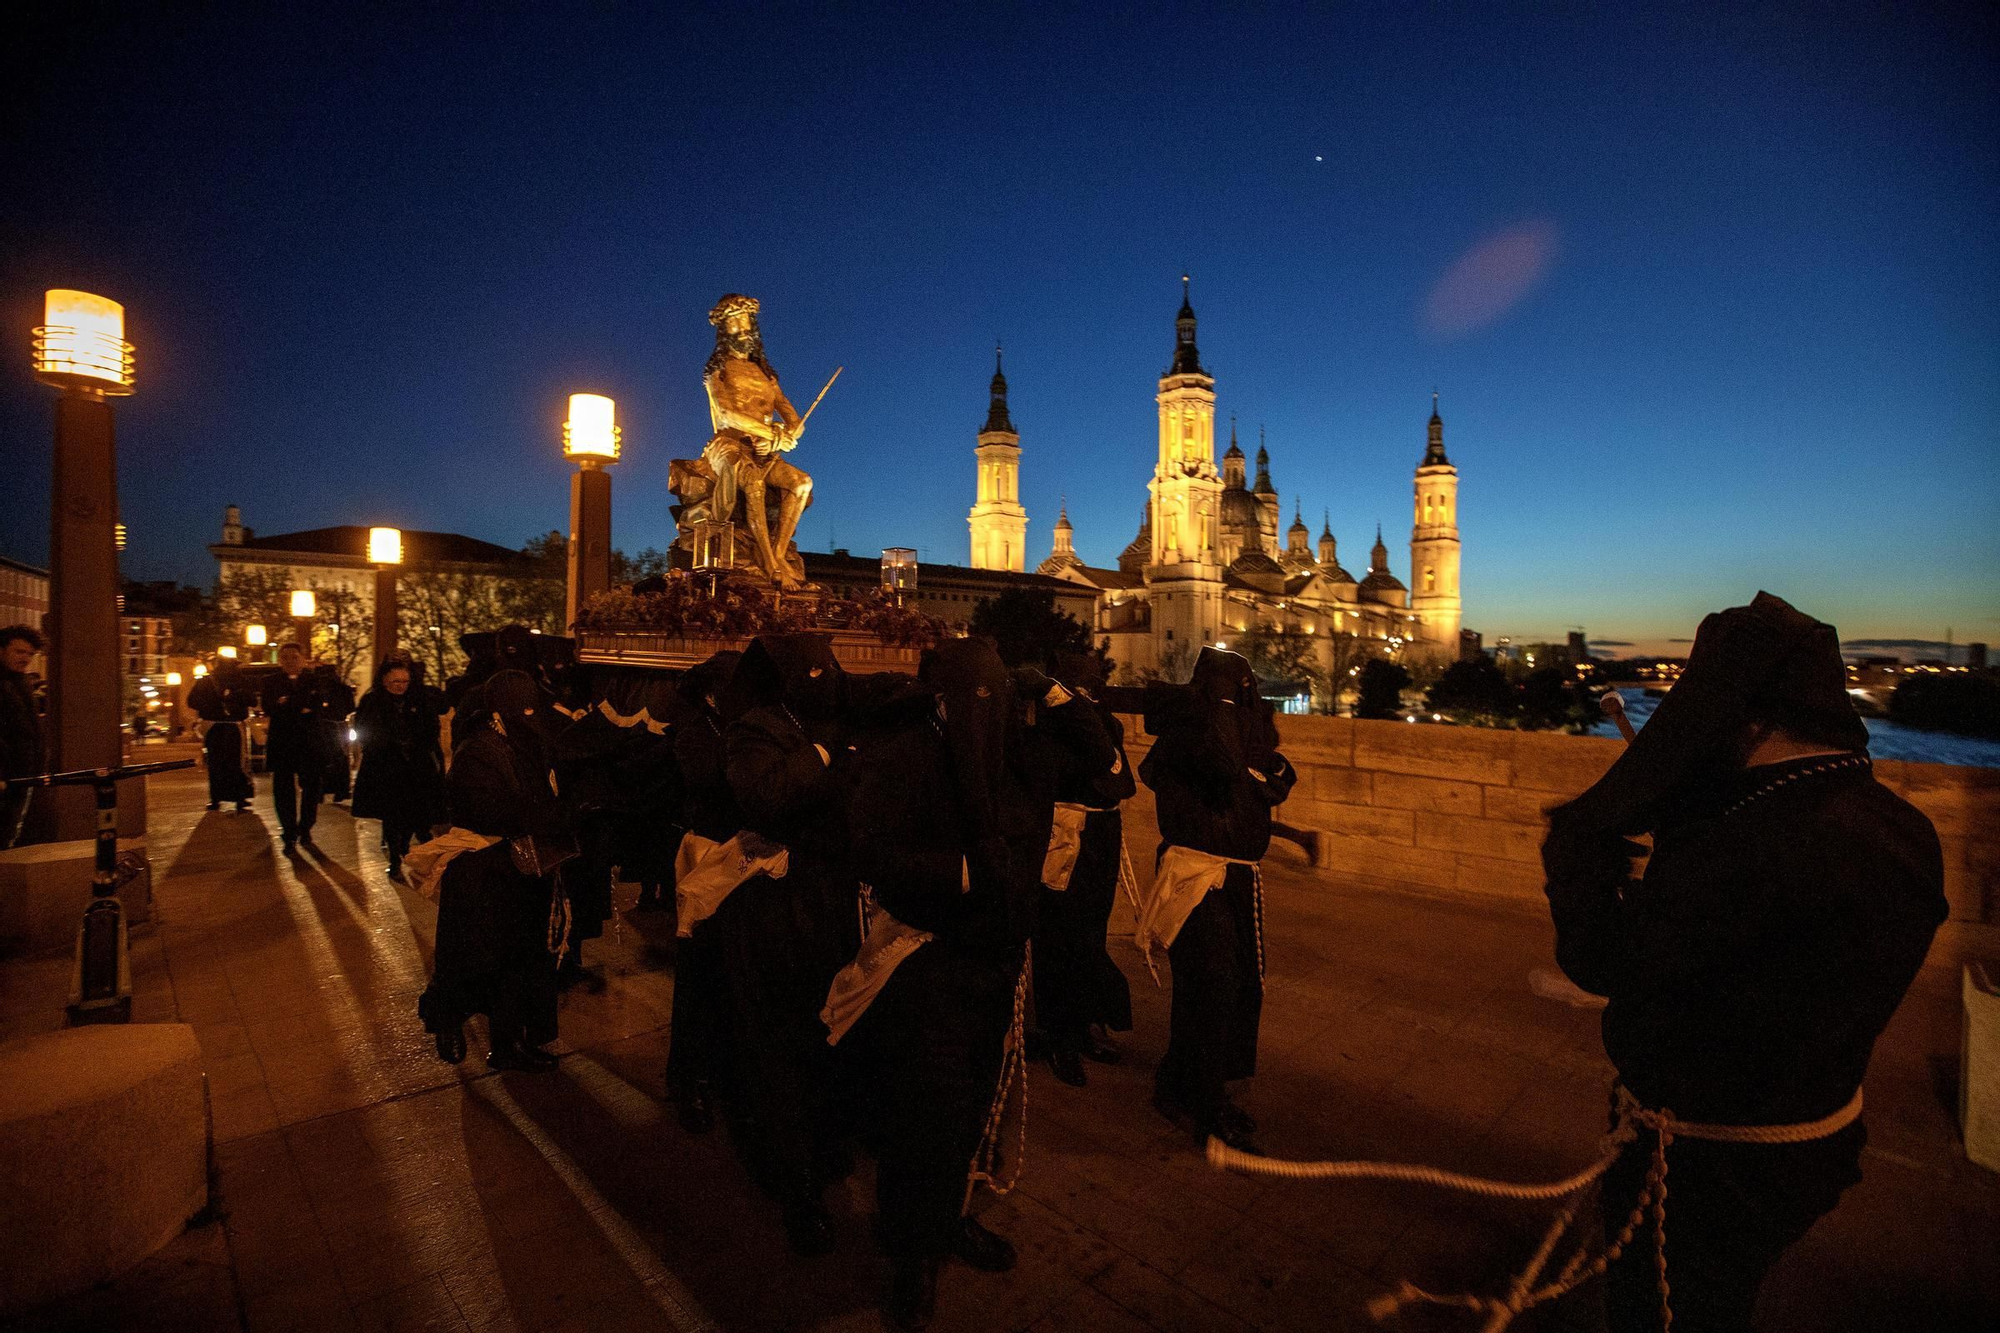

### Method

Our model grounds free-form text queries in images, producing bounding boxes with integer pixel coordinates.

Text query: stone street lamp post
[369,528,403,665]
[31,290,134,843]
[563,393,620,631]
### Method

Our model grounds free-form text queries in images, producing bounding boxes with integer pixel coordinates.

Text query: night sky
[4,3,1994,656]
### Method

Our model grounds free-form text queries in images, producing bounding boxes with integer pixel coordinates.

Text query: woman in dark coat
[351,657,446,880]
[187,661,254,811]
[714,633,862,1256]
[1033,651,1136,1085]
[1140,646,1296,1151]
[417,670,570,1071]
[662,649,740,1133]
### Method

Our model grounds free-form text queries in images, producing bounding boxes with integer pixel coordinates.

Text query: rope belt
[963,943,1033,1213]
[1208,1084,1863,1332]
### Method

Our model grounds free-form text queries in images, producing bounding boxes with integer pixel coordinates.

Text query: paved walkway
[2,760,1995,1332]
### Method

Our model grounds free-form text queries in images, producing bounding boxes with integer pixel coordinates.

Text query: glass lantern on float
[692,517,735,598]
[881,548,918,607]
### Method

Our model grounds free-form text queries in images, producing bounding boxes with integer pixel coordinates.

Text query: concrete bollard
[0,1023,208,1316]
[1965,962,2000,1174]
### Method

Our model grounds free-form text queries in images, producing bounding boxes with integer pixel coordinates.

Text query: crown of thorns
[708,294,760,325]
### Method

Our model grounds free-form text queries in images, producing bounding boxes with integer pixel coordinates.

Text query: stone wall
[1118,714,1999,925]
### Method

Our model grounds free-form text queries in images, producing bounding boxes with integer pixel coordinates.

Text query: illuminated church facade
[967,281,1463,689]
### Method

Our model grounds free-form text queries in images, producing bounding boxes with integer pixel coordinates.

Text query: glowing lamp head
[34,290,135,393]
[114,522,128,551]
[218,646,238,660]
[290,589,316,618]
[881,547,918,592]
[193,663,207,678]
[368,527,403,565]
[245,624,268,647]
[166,671,182,686]
[563,393,621,462]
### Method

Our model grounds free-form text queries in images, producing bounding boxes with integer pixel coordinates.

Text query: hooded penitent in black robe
[1140,647,1297,1132]
[716,634,862,1225]
[1543,593,1945,1331]
[351,663,447,870]
[418,671,570,1052]
[1034,652,1136,1055]
[188,668,254,805]
[261,665,342,841]
[663,650,740,1107]
[845,638,1043,1263]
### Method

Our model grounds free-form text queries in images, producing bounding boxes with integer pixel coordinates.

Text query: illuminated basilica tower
[967,346,1028,571]
[1410,393,1462,652]
[1144,277,1224,652]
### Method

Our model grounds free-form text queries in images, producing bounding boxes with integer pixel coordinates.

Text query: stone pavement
[1,759,1994,1332]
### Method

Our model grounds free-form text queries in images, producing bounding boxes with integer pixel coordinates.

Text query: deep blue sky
[4,3,1994,655]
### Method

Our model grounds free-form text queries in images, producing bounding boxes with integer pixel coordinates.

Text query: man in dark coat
[261,643,339,855]
[716,633,862,1256]
[187,659,255,811]
[0,626,45,848]
[351,656,447,880]
[418,669,571,1071]
[842,638,1056,1328]
[664,650,741,1134]
[1543,593,1946,1332]
[1139,646,1297,1153]
[1034,651,1136,1085]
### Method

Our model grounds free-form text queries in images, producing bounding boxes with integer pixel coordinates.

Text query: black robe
[1140,654,1297,1123]
[419,727,566,1047]
[1028,688,1133,1048]
[351,687,446,838]
[1548,756,1944,1330]
[844,649,1047,1262]
[715,700,860,1198]
[188,674,253,805]
[664,695,737,1097]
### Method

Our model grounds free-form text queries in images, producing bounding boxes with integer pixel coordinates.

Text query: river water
[1585,688,2000,770]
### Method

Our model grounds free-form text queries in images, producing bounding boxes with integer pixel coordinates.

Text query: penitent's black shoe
[1048,1047,1088,1088]
[1216,1099,1258,1136]
[670,1080,714,1135]
[1199,1118,1262,1156]
[434,1026,467,1065]
[886,1259,938,1330]
[952,1215,1016,1273]
[782,1195,836,1258]
[1083,1028,1124,1064]
[487,1040,558,1072]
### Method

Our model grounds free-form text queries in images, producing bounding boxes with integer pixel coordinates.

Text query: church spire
[983,343,1015,434]
[1168,273,1205,376]
[1423,389,1448,466]
[1252,426,1275,495]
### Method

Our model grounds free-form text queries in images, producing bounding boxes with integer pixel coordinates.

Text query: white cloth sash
[1135,845,1259,984]
[820,892,934,1046]
[1040,803,1092,892]
[674,829,790,937]
[401,828,501,902]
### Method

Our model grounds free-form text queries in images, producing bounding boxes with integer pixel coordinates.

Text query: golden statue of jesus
[701,293,813,589]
